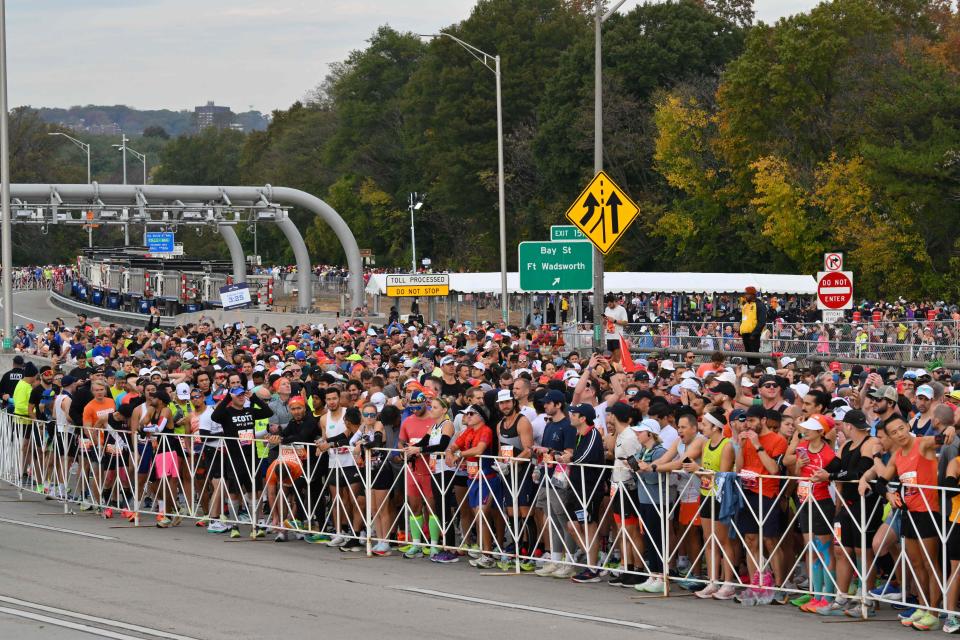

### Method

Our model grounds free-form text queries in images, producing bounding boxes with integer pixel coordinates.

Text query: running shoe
[892,595,920,611]
[695,583,720,599]
[571,569,601,583]
[552,564,577,579]
[156,516,172,528]
[237,511,251,524]
[815,599,848,616]
[206,521,229,533]
[518,560,536,572]
[608,573,624,587]
[326,535,348,547]
[79,501,94,512]
[229,527,240,539]
[869,583,902,599]
[465,544,481,559]
[535,562,559,577]
[943,614,960,634]
[713,584,737,600]
[913,611,940,631]
[844,599,876,618]
[496,559,512,572]
[431,550,460,564]
[678,576,703,591]
[397,543,417,554]
[250,527,266,539]
[800,598,828,613]
[121,510,135,522]
[635,577,665,594]
[901,608,923,626]
[403,545,424,559]
[274,531,288,543]
[789,593,813,607]
[102,508,113,519]
[371,541,392,556]
[195,519,208,528]
[469,555,496,569]
[305,532,332,544]
[425,546,439,559]
[340,538,364,553]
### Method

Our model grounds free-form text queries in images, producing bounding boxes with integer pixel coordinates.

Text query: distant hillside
[31,104,270,137]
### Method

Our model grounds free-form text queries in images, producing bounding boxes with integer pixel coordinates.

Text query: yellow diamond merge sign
[563,170,640,255]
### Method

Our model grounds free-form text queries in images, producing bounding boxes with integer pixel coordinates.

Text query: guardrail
[1,413,955,622]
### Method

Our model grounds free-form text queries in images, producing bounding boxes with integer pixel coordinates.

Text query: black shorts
[329,465,362,488]
[202,448,224,479]
[902,510,940,540]
[370,461,394,491]
[612,483,640,518]
[948,525,960,562]
[52,431,78,458]
[837,498,882,548]
[453,473,469,488]
[736,491,781,538]
[223,445,253,494]
[700,495,719,521]
[565,491,602,524]
[797,498,835,536]
[507,464,535,508]
[100,452,130,470]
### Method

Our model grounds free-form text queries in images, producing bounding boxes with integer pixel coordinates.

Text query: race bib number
[428,453,443,473]
[334,446,350,455]
[797,480,811,503]
[280,445,303,463]
[238,429,254,445]
[610,483,618,498]
[499,445,515,459]
[467,460,479,479]
[700,475,713,491]
[739,470,759,492]
[900,470,919,497]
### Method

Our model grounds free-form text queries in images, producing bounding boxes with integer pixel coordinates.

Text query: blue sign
[145,232,175,253]
[219,283,252,310]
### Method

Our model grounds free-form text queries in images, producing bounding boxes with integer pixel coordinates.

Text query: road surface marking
[0,289,50,325]
[0,516,115,540]
[0,595,201,640]
[392,586,665,630]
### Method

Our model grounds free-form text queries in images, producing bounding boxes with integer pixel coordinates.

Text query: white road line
[0,605,145,639]
[0,289,51,325]
[0,596,200,640]
[0,517,115,540]
[392,586,665,631]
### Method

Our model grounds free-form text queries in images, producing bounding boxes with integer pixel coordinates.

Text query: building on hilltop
[194,101,235,131]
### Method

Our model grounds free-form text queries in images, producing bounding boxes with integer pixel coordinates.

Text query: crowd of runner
[5,288,960,631]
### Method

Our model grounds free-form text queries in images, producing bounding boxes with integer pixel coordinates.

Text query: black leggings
[430,471,456,546]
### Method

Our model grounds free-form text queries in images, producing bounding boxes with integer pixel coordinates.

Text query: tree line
[9,0,960,300]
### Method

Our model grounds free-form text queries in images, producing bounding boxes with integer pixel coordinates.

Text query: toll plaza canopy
[365,272,818,296]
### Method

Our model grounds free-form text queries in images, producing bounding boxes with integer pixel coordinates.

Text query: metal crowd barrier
[2,412,958,619]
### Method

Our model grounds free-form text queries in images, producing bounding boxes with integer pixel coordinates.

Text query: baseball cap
[780,356,796,367]
[60,375,77,387]
[544,389,565,404]
[496,389,513,403]
[711,381,736,398]
[472,361,486,372]
[440,355,456,366]
[800,414,831,431]
[631,417,661,434]
[369,391,386,412]
[569,403,596,423]
[842,409,870,430]
[730,408,747,422]
[660,359,676,372]
[12,355,24,365]
[916,384,934,399]
[175,382,191,400]
[829,361,842,373]
[868,385,898,402]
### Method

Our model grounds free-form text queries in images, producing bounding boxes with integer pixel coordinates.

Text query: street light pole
[409,192,418,273]
[48,132,91,184]
[422,32,508,323]
[0,0,10,348]
[592,0,627,350]
[126,146,147,184]
[117,134,128,185]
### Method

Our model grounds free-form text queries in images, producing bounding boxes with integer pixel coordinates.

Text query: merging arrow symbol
[579,193,600,227]
[551,277,560,286]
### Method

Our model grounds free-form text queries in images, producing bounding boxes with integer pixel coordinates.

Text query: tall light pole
[48,132,91,183]
[408,192,424,272]
[126,146,147,184]
[421,32,508,323]
[113,134,128,185]
[0,0,10,349]
[592,0,628,349]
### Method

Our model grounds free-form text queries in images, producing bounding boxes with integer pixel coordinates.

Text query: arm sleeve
[249,395,274,420]
[420,434,451,454]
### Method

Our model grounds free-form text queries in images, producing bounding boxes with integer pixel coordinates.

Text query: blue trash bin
[138,299,151,314]
[107,293,120,309]
[91,290,103,306]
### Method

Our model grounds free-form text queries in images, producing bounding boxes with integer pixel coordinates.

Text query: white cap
[799,416,826,431]
[780,356,796,367]
[791,382,810,399]
[439,355,456,366]
[669,384,682,397]
[740,377,756,388]
[680,378,701,394]
[472,361,486,372]
[566,376,580,389]
[680,370,696,380]
[182,351,195,361]
[631,417,661,434]
[660,359,676,371]
[369,391,386,412]
[138,367,151,378]
[333,346,346,354]
[93,355,106,366]
[916,384,935,399]
[271,337,280,344]
[562,369,579,381]
[496,389,513,403]
[717,371,737,384]
[175,382,191,400]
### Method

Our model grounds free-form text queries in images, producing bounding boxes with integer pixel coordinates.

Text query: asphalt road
[0,483,909,640]
[2,289,65,327]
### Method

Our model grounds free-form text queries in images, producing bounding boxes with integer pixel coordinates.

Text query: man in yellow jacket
[739,286,767,365]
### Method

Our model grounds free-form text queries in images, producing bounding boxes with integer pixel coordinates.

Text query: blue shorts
[137,441,155,475]
[468,474,504,509]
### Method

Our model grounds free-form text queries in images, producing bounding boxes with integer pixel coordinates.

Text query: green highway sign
[550,225,587,242]
[519,240,593,292]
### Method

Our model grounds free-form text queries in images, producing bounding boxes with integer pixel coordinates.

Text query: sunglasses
[761,383,779,389]
[463,411,479,416]
[361,412,377,418]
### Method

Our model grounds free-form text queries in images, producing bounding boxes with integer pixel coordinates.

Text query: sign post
[518,241,593,292]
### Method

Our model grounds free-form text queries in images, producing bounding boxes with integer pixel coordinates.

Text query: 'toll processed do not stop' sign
[817,271,853,310]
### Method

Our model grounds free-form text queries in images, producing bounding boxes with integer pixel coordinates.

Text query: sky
[9,0,820,114]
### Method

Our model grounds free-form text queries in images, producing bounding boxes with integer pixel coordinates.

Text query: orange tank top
[894,439,939,513]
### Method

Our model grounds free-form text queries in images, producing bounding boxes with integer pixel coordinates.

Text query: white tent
[365,272,817,296]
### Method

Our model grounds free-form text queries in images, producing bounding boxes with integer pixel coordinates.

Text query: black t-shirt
[69,382,93,426]
[211,395,273,443]
[570,426,606,499]
[0,368,23,397]
[440,379,465,401]
[68,366,91,380]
